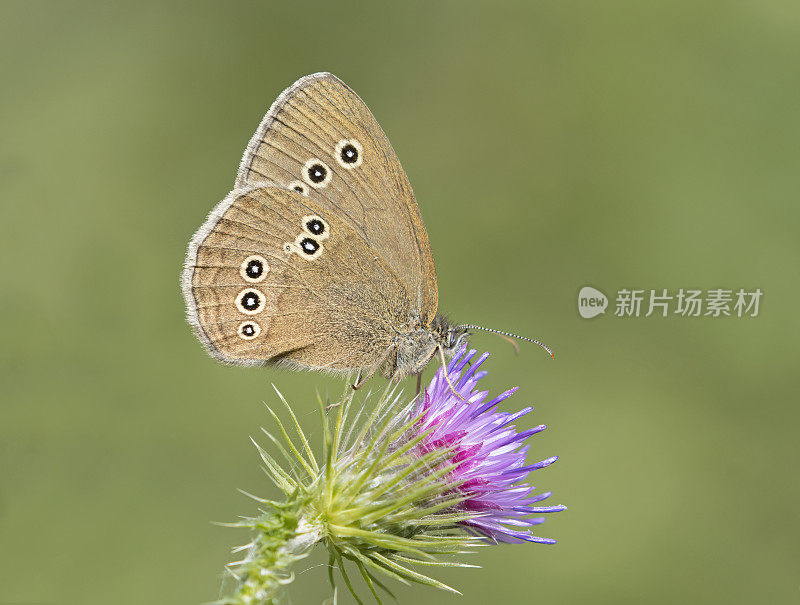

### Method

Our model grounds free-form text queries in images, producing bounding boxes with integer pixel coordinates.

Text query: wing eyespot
[302,159,332,188]
[238,321,262,340]
[289,180,309,196]
[240,255,269,283]
[294,234,323,260]
[302,214,329,240]
[236,288,266,315]
[335,139,363,169]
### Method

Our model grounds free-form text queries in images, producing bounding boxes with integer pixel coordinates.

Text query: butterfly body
[182,73,467,380]
[385,313,467,379]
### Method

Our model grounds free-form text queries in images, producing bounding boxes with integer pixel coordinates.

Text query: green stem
[220,501,323,605]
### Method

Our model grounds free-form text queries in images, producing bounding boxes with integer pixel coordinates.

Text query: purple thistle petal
[499,408,537,427]
[519,504,568,514]
[457,351,490,388]
[471,370,489,383]
[501,456,559,476]
[520,535,558,545]
[526,490,554,504]
[492,426,548,449]
[450,347,475,374]
[474,387,519,416]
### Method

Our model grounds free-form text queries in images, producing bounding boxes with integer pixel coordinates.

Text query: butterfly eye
[335,139,363,169]
[288,180,309,196]
[302,159,332,188]
[236,288,266,315]
[302,214,329,240]
[238,321,262,340]
[294,234,323,260]
[240,255,269,283]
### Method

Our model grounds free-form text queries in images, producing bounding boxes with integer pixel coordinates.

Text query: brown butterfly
[181,73,550,387]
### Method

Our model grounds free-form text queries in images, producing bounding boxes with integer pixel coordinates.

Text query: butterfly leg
[415,372,423,396]
[351,368,374,390]
[351,345,396,390]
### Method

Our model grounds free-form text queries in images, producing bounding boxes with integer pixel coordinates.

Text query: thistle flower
[413,346,566,544]
[220,347,564,604]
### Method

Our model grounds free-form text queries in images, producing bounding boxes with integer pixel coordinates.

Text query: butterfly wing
[182,185,410,372]
[235,72,438,326]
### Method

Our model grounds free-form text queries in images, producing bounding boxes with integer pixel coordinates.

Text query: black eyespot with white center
[246,260,262,278]
[288,180,309,196]
[236,288,265,315]
[306,219,324,235]
[240,255,269,283]
[302,159,332,188]
[241,292,259,310]
[238,321,262,340]
[308,165,326,182]
[302,214,329,240]
[341,144,357,163]
[335,139,363,169]
[300,237,320,255]
[292,233,324,260]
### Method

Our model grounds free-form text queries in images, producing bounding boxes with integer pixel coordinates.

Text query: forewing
[235,72,438,325]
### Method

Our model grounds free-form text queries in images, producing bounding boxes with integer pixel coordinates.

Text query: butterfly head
[431,314,469,358]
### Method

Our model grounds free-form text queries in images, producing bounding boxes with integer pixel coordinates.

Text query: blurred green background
[2,1,798,603]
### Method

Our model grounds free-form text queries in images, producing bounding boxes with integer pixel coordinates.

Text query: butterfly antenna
[458,324,555,359]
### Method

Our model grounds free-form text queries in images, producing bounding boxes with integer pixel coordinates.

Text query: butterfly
[181,72,473,387]
[181,73,552,388]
